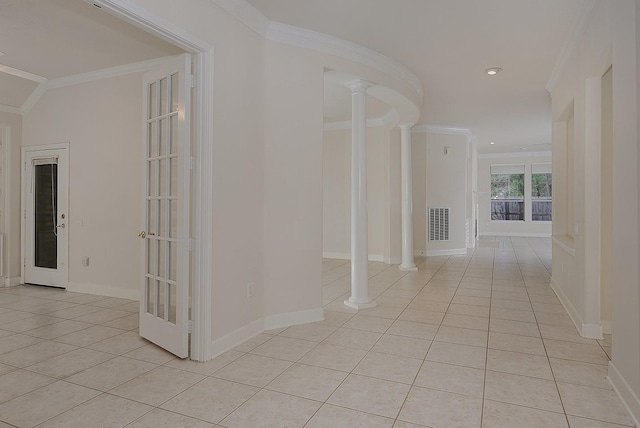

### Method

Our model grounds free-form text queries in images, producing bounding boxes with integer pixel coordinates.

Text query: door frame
[91,0,214,361]
[21,143,70,288]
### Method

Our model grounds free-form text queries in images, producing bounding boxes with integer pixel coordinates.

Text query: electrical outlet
[247,283,254,298]
[82,257,90,267]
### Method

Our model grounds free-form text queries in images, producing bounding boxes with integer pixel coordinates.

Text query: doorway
[21,144,69,288]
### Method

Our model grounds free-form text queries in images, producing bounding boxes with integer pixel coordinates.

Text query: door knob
[56,224,65,229]
[138,231,146,239]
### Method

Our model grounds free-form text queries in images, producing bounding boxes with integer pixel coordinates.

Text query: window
[532,163,552,221]
[491,164,525,221]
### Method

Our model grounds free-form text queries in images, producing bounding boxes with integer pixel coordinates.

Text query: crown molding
[324,108,398,131]
[209,1,423,104]
[478,151,552,159]
[211,0,270,37]
[87,0,210,52]
[0,65,47,83]
[0,104,21,115]
[413,124,473,140]
[21,55,179,114]
[266,22,423,104]
[546,0,599,93]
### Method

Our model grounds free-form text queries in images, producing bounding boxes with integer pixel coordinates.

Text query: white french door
[139,54,191,358]
[22,145,69,287]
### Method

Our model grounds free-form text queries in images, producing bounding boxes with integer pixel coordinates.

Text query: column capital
[345,79,374,93]
[398,123,415,131]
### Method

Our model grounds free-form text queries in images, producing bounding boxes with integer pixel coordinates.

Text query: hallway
[0,237,633,427]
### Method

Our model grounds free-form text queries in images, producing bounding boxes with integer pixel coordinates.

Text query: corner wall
[22,74,143,299]
[550,0,640,423]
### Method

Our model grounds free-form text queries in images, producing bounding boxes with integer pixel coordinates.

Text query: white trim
[417,125,473,139]
[546,0,599,93]
[21,84,47,114]
[211,0,270,37]
[608,361,640,427]
[602,319,611,334]
[552,236,576,257]
[264,308,324,330]
[478,151,552,159]
[551,276,603,339]
[190,50,215,362]
[66,282,139,300]
[0,104,21,115]
[478,232,552,238]
[324,115,393,131]
[266,22,423,103]
[0,65,47,83]
[86,0,210,52]
[426,249,468,256]
[209,318,264,359]
[88,0,215,362]
[322,252,399,264]
[581,323,603,339]
[4,277,21,287]
[21,56,182,114]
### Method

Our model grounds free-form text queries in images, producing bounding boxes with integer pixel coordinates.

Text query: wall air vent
[429,207,450,241]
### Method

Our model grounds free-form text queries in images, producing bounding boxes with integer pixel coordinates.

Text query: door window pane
[34,164,57,269]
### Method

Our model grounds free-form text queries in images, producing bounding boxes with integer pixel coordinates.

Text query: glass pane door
[34,163,58,269]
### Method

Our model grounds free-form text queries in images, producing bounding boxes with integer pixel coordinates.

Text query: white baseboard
[581,323,603,339]
[2,277,21,287]
[550,277,603,340]
[66,281,139,301]
[602,320,612,335]
[322,252,401,264]
[478,232,552,238]
[209,307,325,360]
[209,318,264,359]
[264,308,324,330]
[608,361,640,427]
[427,248,468,256]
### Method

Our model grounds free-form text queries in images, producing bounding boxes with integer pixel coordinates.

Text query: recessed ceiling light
[486,67,502,76]
[489,141,495,145]
[520,147,529,151]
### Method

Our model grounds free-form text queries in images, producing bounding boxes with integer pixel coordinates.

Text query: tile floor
[0,236,634,427]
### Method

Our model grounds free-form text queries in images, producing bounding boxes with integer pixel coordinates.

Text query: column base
[399,264,418,272]
[344,299,377,310]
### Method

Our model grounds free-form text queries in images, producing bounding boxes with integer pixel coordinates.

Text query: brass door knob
[57,224,65,229]
[138,231,146,239]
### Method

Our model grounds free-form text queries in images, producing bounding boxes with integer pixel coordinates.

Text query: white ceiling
[248,0,585,153]
[0,0,182,109]
[0,0,584,154]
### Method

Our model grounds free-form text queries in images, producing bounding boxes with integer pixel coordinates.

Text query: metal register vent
[429,208,450,241]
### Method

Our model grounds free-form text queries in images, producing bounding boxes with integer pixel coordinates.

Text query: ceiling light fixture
[489,142,495,145]
[520,147,529,151]
[486,67,502,76]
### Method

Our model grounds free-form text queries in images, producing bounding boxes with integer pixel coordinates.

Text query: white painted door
[23,145,69,287]
[139,54,191,358]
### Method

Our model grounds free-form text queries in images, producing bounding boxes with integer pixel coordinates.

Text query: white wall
[425,132,469,255]
[22,74,143,299]
[412,132,427,256]
[551,0,640,422]
[0,112,22,285]
[478,153,553,237]
[322,125,401,263]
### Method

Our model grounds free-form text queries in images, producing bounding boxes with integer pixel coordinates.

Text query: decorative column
[344,80,376,310]
[399,123,418,271]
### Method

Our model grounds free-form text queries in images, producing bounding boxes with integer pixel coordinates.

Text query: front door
[139,54,191,358]
[23,145,69,287]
